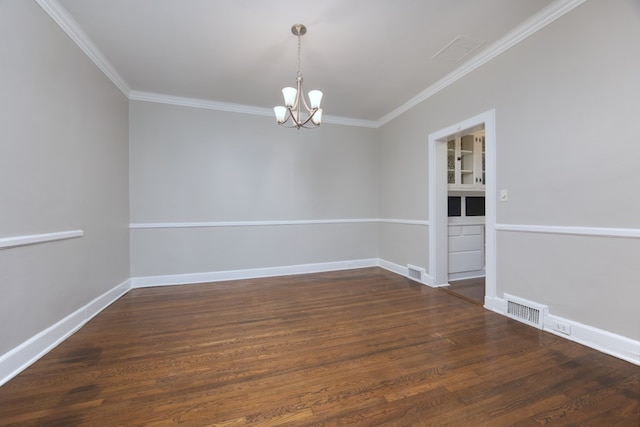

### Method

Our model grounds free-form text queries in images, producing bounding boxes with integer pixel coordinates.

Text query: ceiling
[45,0,562,126]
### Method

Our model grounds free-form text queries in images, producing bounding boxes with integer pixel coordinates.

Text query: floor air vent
[504,293,548,329]
[407,265,425,283]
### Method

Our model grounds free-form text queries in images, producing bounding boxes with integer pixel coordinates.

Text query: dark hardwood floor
[442,276,485,305]
[0,268,637,426]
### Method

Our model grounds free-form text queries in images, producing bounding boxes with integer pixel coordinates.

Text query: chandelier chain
[296,34,302,79]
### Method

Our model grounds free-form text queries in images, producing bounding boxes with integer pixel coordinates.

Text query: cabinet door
[448,225,484,274]
[447,132,485,190]
[460,135,475,185]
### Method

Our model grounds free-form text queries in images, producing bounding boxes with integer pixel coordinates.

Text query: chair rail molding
[0,230,84,250]
[495,224,640,239]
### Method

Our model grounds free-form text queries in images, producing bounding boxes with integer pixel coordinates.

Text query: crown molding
[376,0,587,127]
[129,91,273,117]
[37,0,584,129]
[35,0,130,96]
[36,0,374,127]
[129,91,378,128]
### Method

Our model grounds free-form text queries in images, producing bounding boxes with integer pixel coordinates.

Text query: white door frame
[428,109,496,306]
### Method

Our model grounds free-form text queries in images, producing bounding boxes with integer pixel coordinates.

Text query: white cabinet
[448,223,485,280]
[447,131,485,191]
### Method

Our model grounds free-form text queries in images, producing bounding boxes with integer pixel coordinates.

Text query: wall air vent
[407,264,426,283]
[504,293,548,329]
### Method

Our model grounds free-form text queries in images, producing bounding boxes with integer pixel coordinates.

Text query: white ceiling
[45,0,564,126]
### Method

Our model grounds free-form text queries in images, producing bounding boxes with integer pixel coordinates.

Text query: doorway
[428,110,496,308]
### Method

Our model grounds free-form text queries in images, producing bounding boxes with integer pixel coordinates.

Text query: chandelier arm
[280,109,319,129]
[295,76,303,109]
[287,106,301,129]
[279,120,302,129]
[294,75,304,127]
[299,91,313,113]
[298,109,320,128]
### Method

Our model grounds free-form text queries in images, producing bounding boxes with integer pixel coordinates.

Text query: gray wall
[129,101,379,277]
[378,0,640,340]
[0,1,130,355]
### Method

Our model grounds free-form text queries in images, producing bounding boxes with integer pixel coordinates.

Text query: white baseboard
[131,259,379,288]
[484,294,506,312]
[377,259,436,287]
[0,278,131,387]
[132,258,437,290]
[485,295,639,365]
[543,314,640,366]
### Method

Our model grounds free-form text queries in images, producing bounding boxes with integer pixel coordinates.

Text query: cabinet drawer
[448,225,463,236]
[463,225,483,235]
[449,251,483,273]
[448,224,483,236]
[449,234,483,252]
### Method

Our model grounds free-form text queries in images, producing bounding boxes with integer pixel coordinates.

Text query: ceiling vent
[433,35,483,63]
[504,293,548,329]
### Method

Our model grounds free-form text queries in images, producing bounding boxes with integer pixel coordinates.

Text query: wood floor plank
[0,268,637,426]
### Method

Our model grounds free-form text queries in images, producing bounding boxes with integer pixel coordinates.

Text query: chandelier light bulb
[274,106,287,123]
[308,90,323,109]
[282,87,297,107]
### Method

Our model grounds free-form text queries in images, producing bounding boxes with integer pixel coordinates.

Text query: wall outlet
[551,320,571,335]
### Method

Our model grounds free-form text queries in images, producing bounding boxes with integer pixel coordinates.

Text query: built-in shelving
[447,131,485,191]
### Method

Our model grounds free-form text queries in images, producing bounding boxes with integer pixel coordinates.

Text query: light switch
[499,189,509,202]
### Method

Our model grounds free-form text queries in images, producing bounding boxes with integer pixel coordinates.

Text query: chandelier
[273,24,323,129]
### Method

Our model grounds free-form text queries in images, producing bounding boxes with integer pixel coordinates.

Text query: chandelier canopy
[274,24,323,129]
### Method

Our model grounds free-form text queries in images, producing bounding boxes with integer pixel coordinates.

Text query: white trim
[0,230,84,250]
[131,259,379,288]
[129,91,273,117]
[378,219,429,226]
[378,259,436,287]
[0,278,131,387]
[132,258,440,290]
[130,219,380,229]
[544,314,640,366]
[428,110,496,295]
[377,0,586,126]
[129,91,378,129]
[484,294,506,313]
[495,224,640,239]
[35,0,130,96]
[321,115,379,129]
[485,296,639,365]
